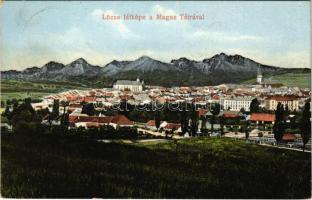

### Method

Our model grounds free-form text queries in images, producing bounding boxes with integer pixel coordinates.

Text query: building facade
[221,96,253,111]
[264,96,300,111]
[113,78,144,92]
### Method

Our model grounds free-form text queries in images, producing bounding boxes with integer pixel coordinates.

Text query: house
[282,133,297,142]
[222,111,243,119]
[145,120,167,130]
[110,114,134,128]
[249,113,275,124]
[145,120,157,130]
[264,95,300,111]
[164,123,181,133]
[70,114,133,129]
[113,78,144,92]
[221,96,253,111]
[31,102,52,111]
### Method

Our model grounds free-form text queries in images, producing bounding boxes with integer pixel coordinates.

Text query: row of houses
[68,114,134,129]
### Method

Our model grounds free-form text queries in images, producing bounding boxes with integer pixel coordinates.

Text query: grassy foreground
[1,134,311,198]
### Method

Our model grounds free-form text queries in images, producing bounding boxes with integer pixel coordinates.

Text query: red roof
[98,116,113,124]
[86,122,100,128]
[82,97,96,102]
[69,114,133,126]
[66,96,78,101]
[212,94,220,100]
[250,113,275,122]
[223,113,239,118]
[105,92,113,97]
[146,120,156,126]
[110,115,133,126]
[266,96,298,101]
[165,123,181,130]
[282,133,296,142]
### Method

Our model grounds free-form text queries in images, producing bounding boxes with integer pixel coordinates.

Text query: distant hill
[1,53,310,87]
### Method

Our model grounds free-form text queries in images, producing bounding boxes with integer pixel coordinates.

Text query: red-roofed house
[145,120,156,130]
[145,120,167,130]
[250,113,275,124]
[81,97,97,103]
[223,112,240,119]
[110,115,134,128]
[69,114,133,129]
[164,123,181,133]
[282,133,297,142]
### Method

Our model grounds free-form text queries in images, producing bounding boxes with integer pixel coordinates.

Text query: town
[3,66,310,152]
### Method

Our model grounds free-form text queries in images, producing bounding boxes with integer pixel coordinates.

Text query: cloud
[153,5,178,16]
[192,30,265,43]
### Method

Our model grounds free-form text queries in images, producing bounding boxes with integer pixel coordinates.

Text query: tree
[1,100,5,108]
[240,107,245,114]
[6,99,12,107]
[285,104,290,116]
[155,110,161,131]
[2,105,11,119]
[51,99,60,119]
[180,106,188,136]
[210,103,221,136]
[60,101,69,127]
[245,120,250,140]
[10,104,40,135]
[82,103,95,116]
[190,104,198,136]
[250,98,260,113]
[273,102,285,145]
[219,115,225,136]
[300,102,311,152]
[201,115,207,132]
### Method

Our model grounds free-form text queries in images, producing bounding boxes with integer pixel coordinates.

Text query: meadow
[1,79,88,102]
[242,72,310,88]
[1,133,311,198]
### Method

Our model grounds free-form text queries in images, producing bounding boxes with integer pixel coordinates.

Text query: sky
[0,1,310,70]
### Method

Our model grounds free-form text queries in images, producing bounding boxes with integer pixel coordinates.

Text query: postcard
[0,1,311,199]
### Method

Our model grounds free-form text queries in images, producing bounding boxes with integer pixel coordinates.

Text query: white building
[257,65,263,84]
[221,96,254,111]
[113,78,144,92]
[264,96,300,111]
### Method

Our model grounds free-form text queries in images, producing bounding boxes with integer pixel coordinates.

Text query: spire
[257,64,262,76]
[257,64,263,84]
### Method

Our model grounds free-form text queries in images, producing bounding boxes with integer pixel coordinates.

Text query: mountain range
[1,53,310,87]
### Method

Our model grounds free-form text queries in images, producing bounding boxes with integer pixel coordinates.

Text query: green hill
[1,79,88,102]
[242,72,310,88]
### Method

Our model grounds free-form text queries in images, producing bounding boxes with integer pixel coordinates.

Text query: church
[113,78,144,92]
[257,65,283,88]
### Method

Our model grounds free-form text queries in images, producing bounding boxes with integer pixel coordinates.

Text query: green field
[1,79,88,102]
[2,134,311,198]
[242,73,310,88]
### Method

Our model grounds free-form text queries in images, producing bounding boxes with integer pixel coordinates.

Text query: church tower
[257,64,263,84]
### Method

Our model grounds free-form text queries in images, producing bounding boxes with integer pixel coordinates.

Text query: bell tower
[257,64,263,84]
